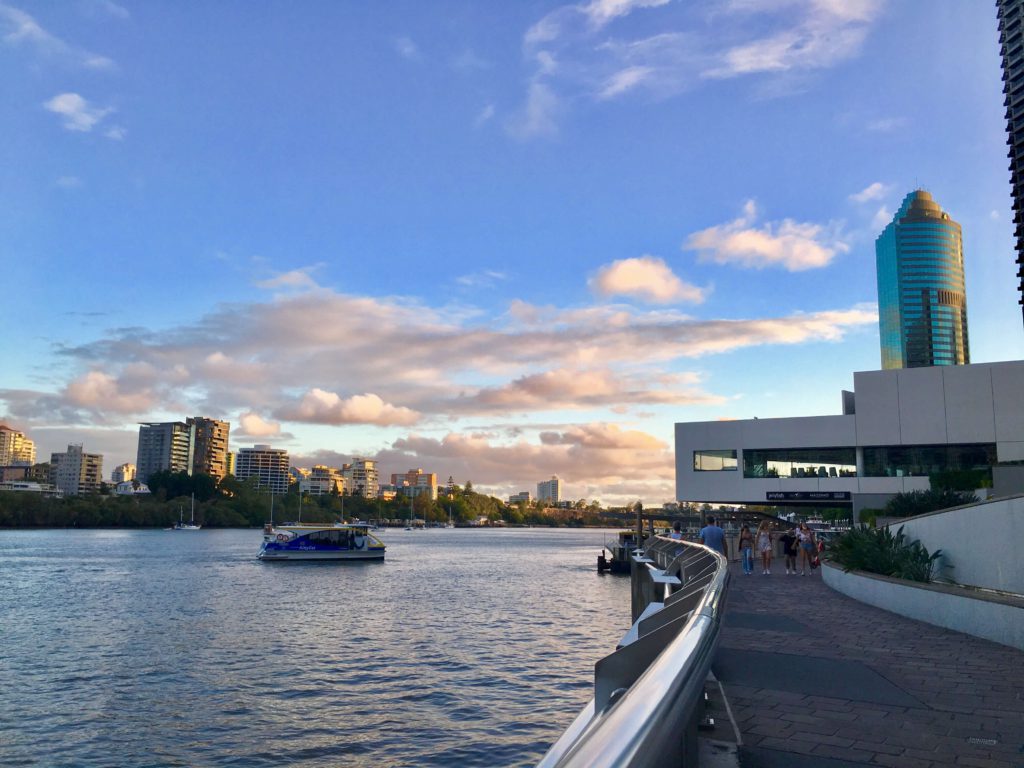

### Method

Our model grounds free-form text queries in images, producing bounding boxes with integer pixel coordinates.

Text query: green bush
[929,469,991,491]
[829,525,942,583]
[884,488,977,518]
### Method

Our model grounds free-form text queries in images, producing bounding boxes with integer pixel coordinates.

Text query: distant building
[0,465,29,483]
[187,416,230,481]
[537,476,562,503]
[390,468,437,500]
[111,463,136,484]
[508,491,532,504]
[996,0,1024,322]
[235,445,290,496]
[225,451,236,476]
[0,480,62,497]
[136,422,195,483]
[342,457,378,498]
[114,481,150,495]
[50,444,103,496]
[300,465,347,496]
[876,190,969,369]
[0,425,36,466]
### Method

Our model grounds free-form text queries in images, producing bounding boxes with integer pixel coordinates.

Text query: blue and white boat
[257,522,386,561]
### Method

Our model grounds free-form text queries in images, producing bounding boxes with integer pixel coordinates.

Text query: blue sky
[2,0,1021,505]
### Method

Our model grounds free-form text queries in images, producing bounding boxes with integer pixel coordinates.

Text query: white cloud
[278,389,420,426]
[56,175,82,188]
[255,266,321,291]
[849,181,890,203]
[474,103,496,128]
[64,371,155,414]
[236,411,282,437]
[990,210,1001,221]
[598,66,654,99]
[393,35,419,60]
[684,200,849,271]
[104,125,126,141]
[43,92,113,132]
[871,205,892,232]
[456,269,507,287]
[1,3,115,69]
[580,0,670,29]
[866,116,908,132]
[589,256,706,304]
[506,82,560,139]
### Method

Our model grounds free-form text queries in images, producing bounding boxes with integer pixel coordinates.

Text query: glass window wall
[743,448,856,479]
[862,444,996,477]
[693,449,737,471]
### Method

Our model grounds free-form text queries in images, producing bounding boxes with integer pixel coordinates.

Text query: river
[0,527,631,767]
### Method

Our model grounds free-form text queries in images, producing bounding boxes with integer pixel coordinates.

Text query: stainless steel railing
[537,536,729,768]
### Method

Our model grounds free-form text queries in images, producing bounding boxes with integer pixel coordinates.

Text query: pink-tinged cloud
[64,371,155,414]
[236,411,282,437]
[277,389,420,426]
[684,200,848,271]
[589,256,706,304]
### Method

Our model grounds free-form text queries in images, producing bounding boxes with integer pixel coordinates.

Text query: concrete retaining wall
[823,561,1024,651]
[886,494,1024,594]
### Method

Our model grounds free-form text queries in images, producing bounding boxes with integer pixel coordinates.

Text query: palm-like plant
[830,525,943,583]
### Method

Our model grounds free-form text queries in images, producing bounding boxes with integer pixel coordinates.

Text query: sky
[2,0,1022,506]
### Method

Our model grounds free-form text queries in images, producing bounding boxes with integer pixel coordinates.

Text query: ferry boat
[257,522,386,561]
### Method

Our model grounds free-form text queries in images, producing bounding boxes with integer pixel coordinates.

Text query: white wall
[888,495,1024,595]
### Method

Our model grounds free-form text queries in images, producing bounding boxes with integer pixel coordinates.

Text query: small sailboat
[444,505,454,529]
[173,494,202,530]
[404,494,414,530]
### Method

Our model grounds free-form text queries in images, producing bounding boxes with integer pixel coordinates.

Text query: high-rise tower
[996,0,1024,323]
[187,416,230,481]
[875,190,969,369]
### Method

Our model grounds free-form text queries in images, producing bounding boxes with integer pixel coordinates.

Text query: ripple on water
[0,528,630,767]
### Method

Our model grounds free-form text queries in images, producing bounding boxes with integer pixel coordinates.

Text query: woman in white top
[756,520,773,575]
[796,523,816,575]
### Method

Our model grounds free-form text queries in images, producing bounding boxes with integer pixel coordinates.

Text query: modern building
[876,190,969,369]
[997,0,1024,323]
[342,458,379,499]
[299,465,347,496]
[235,445,290,496]
[111,463,136,484]
[114,481,150,495]
[225,451,236,476]
[537,476,562,503]
[508,491,532,504]
[390,468,437,500]
[187,417,230,481]
[675,361,1024,518]
[50,444,103,496]
[136,422,196,483]
[0,425,36,466]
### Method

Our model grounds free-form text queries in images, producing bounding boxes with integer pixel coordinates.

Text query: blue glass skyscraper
[875,190,969,369]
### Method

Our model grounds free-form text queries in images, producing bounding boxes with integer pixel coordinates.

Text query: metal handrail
[537,537,729,767]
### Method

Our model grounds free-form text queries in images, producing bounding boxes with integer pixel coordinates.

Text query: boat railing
[537,536,729,768]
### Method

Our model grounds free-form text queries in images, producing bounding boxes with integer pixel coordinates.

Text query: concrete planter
[822,560,1024,651]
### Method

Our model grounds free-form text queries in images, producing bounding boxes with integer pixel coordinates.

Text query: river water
[0,527,631,767]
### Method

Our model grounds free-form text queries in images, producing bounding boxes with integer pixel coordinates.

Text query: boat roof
[274,522,369,529]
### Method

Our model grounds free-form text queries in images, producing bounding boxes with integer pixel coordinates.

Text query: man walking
[699,515,727,557]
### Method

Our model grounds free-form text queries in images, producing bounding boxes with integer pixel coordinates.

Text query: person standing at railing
[738,524,754,575]
[756,520,774,575]
[669,521,683,540]
[698,516,727,557]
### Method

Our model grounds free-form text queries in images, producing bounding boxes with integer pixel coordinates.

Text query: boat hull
[257,548,385,561]
[257,523,386,562]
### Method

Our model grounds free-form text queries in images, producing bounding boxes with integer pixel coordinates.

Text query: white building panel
[738,415,855,448]
[896,367,947,445]
[992,362,1024,443]
[942,364,996,444]
[854,370,901,445]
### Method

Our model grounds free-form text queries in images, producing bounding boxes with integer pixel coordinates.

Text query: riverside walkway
[712,561,1024,768]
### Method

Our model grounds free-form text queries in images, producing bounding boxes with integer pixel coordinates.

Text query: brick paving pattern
[715,561,1024,768]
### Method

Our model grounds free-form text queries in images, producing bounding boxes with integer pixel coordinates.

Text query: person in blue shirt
[699,516,727,556]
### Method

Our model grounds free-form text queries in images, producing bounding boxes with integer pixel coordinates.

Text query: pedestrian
[756,520,773,574]
[780,527,798,574]
[796,522,816,575]
[698,515,727,558]
[669,521,683,540]
[738,524,754,575]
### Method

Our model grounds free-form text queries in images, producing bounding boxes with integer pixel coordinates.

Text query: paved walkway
[712,561,1024,768]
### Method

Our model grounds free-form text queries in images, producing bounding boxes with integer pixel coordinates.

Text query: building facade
[876,190,969,369]
[187,417,230,481]
[299,465,347,496]
[675,361,1024,517]
[342,458,379,498]
[537,476,562,503]
[0,425,36,466]
[136,422,196,483]
[111,463,136,484]
[997,0,1024,323]
[50,444,104,496]
[390,468,437,500]
[508,491,532,504]
[235,445,290,495]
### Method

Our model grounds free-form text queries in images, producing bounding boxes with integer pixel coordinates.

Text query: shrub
[884,489,977,518]
[829,525,942,583]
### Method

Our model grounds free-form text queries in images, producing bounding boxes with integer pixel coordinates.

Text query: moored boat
[257,522,386,561]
